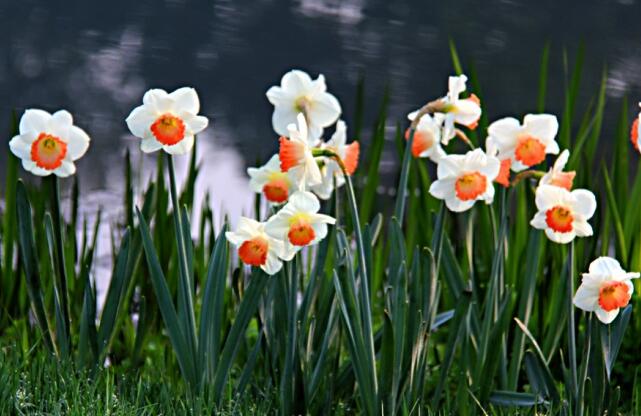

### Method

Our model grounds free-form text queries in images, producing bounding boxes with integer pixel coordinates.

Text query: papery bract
[9,109,90,177]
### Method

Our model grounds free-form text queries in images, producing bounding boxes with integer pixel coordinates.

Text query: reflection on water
[2,0,641,292]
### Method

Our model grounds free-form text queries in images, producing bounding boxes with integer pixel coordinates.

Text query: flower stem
[166,154,198,378]
[567,241,578,405]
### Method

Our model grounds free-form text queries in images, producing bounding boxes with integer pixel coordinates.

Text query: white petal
[588,257,624,276]
[9,135,31,159]
[572,220,593,238]
[143,89,173,113]
[22,160,51,177]
[19,109,51,134]
[308,93,341,128]
[264,214,291,241]
[126,105,156,139]
[429,178,455,199]
[444,196,475,212]
[48,110,73,138]
[169,87,200,114]
[311,222,329,243]
[436,155,464,178]
[67,126,90,160]
[554,149,570,171]
[282,70,315,96]
[163,135,195,155]
[289,191,320,213]
[266,85,292,106]
[535,185,566,211]
[530,212,547,230]
[273,106,298,137]
[452,99,481,126]
[573,284,599,312]
[141,138,163,153]
[262,252,283,275]
[595,308,620,324]
[53,160,76,178]
[571,189,597,219]
[523,114,559,142]
[487,117,521,148]
[183,113,209,135]
[544,229,576,244]
[447,75,467,101]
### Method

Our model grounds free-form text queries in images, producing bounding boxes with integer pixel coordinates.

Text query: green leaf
[600,305,632,381]
[489,391,545,407]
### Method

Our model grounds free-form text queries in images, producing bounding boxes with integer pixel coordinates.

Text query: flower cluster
[231,69,359,274]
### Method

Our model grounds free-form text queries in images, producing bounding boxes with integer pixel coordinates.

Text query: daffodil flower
[405,112,446,161]
[428,148,500,212]
[248,154,299,204]
[278,113,323,189]
[530,184,596,244]
[264,191,335,259]
[310,120,360,199]
[440,75,482,144]
[126,87,209,155]
[266,69,341,141]
[9,109,90,177]
[486,138,512,188]
[573,257,639,324]
[487,114,560,172]
[539,149,576,190]
[225,217,286,275]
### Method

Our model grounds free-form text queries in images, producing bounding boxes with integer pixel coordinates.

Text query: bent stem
[46,175,71,352]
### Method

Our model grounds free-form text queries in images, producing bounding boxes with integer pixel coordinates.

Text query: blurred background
[2,0,641,217]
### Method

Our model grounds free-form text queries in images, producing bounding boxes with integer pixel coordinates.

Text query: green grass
[1,44,641,414]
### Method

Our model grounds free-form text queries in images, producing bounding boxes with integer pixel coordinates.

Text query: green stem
[576,312,591,416]
[394,127,415,225]
[166,154,198,379]
[47,175,71,349]
[568,241,578,404]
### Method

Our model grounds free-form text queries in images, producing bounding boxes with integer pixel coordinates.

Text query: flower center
[287,214,315,246]
[263,173,290,203]
[545,205,574,233]
[514,134,546,167]
[150,114,186,146]
[455,171,487,201]
[598,281,630,312]
[295,96,312,114]
[238,236,269,266]
[31,133,67,170]
[406,129,434,158]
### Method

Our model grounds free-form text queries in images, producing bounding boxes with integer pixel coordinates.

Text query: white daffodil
[126,87,209,155]
[573,257,639,324]
[278,113,323,189]
[225,217,286,275]
[405,112,446,162]
[440,75,482,144]
[486,114,560,172]
[428,148,500,212]
[9,109,90,177]
[539,149,576,191]
[310,120,360,199]
[264,191,335,259]
[631,103,640,153]
[266,69,341,141]
[248,154,299,204]
[530,184,596,244]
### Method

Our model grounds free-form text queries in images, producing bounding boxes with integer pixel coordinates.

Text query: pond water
[2,0,641,296]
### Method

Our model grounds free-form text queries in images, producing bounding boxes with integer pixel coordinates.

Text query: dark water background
[2,0,641,234]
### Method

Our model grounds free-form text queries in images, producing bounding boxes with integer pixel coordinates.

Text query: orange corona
[238,237,269,266]
[151,114,186,146]
[343,141,360,175]
[545,206,573,233]
[279,136,304,172]
[455,171,487,201]
[288,215,316,246]
[405,129,433,158]
[598,281,630,312]
[514,134,546,167]
[631,118,639,152]
[31,133,67,170]
[495,159,511,188]
[263,176,290,203]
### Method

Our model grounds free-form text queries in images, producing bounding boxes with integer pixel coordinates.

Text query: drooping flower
[405,112,446,161]
[264,191,335,259]
[9,109,90,177]
[631,105,640,152]
[530,184,596,244]
[278,113,323,189]
[266,69,341,141]
[440,75,482,144]
[126,87,209,155]
[310,120,360,199]
[428,148,500,212]
[539,149,576,191]
[573,257,639,324]
[487,114,560,172]
[225,217,286,275]
[248,154,299,204]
